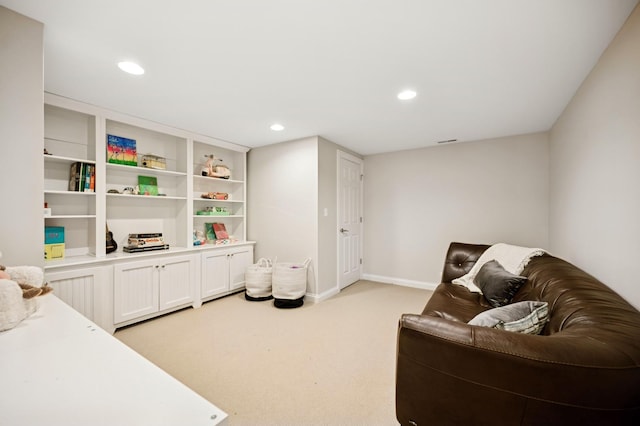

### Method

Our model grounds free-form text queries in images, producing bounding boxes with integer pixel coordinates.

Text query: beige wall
[363,133,549,288]
[549,5,640,308]
[247,137,319,294]
[317,138,339,297]
[0,6,44,266]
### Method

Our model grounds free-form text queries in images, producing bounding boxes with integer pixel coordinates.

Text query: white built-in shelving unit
[43,93,254,333]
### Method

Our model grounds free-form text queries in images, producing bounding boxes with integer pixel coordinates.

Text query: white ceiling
[1,0,637,155]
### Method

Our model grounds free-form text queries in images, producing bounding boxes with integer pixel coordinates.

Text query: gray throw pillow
[473,259,527,307]
[468,300,549,334]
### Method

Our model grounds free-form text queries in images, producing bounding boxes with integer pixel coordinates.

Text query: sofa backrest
[441,242,489,283]
[442,242,640,364]
[518,255,640,341]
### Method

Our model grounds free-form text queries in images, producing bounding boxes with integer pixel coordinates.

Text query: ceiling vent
[436,139,458,144]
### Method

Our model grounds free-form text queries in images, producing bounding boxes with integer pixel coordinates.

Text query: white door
[337,151,363,289]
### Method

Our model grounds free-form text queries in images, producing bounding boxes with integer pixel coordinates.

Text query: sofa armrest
[396,314,640,425]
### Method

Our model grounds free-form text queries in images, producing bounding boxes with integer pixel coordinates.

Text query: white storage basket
[272,258,311,308]
[245,258,274,301]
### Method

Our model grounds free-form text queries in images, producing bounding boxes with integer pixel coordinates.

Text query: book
[128,233,163,238]
[107,134,137,166]
[138,175,159,196]
[78,162,85,191]
[123,244,170,253]
[127,236,166,247]
[89,164,95,191]
[69,161,96,192]
[213,223,229,240]
[205,223,216,241]
[69,162,79,191]
[84,163,91,192]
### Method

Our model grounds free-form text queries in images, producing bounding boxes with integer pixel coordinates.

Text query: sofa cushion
[468,300,549,334]
[423,283,492,322]
[474,260,527,307]
[452,243,546,292]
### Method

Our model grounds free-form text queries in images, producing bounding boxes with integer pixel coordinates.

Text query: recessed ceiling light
[397,90,417,100]
[118,61,145,75]
[270,123,284,131]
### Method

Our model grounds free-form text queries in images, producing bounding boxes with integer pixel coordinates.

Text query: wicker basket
[272,258,311,308]
[245,258,274,301]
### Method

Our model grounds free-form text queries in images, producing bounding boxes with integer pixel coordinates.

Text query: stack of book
[69,162,95,192]
[123,233,169,253]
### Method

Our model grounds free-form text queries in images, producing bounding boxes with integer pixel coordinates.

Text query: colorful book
[84,163,91,192]
[213,223,229,240]
[89,164,95,191]
[69,161,95,192]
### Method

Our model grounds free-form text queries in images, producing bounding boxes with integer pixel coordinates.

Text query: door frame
[336,150,364,290]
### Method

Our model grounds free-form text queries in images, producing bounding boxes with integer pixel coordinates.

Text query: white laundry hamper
[245,258,274,301]
[272,258,310,309]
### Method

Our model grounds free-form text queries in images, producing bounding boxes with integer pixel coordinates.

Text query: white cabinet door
[45,266,112,331]
[201,246,254,298]
[114,259,159,324]
[229,247,253,291]
[158,255,195,311]
[201,250,230,298]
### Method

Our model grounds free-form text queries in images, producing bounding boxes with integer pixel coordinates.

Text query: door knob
[340,228,349,233]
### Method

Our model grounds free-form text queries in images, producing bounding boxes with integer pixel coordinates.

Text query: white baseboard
[305,275,436,302]
[305,286,340,303]
[361,274,439,291]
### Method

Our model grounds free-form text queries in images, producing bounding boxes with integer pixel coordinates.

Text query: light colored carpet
[115,280,431,425]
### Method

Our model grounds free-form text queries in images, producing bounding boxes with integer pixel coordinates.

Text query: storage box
[141,154,167,170]
[45,226,65,244]
[44,243,65,260]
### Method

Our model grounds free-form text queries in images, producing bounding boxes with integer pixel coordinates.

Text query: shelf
[44,253,98,269]
[193,175,243,184]
[106,193,187,201]
[45,190,96,196]
[193,215,244,219]
[193,196,244,203]
[44,154,96,164]
[46,215,96,219]
[107,163,187,177]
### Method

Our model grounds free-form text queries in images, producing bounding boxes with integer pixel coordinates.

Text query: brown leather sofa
[396,242,640,426]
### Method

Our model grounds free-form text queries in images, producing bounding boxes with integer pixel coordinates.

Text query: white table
[0,295,227,426]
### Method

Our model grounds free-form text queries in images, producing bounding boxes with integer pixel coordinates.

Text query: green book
[138,175,158,196]
[205,223,217,241]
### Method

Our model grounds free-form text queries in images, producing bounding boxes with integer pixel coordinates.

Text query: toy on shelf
[201,154,230,179]
[193,230,206,246]
[201,192,229,200]
[196,206,230,216]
